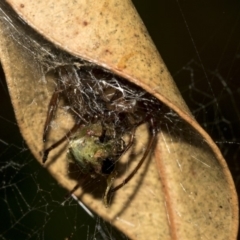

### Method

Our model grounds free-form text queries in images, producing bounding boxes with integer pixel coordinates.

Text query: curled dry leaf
[0,0,238,239]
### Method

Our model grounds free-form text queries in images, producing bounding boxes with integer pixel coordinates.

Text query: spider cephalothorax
[42,64,161,206]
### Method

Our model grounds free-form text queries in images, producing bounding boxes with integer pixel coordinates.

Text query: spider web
[1,0,240,239]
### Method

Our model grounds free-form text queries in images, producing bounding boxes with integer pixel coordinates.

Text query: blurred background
[1,0,240,239]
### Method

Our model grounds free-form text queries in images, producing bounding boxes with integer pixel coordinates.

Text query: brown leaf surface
[0,0,238,239]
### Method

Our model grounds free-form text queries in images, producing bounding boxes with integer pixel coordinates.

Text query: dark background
[1,0,240,239]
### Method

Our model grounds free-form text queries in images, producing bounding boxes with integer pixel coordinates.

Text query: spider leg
[42,120,82,163]
[103,170,118,208]
[43,66,72,143]
[101,126,136,206]
[103,125,136,177]
[109,118,158,193]
[43,87,63,142]
[120,125,136,156]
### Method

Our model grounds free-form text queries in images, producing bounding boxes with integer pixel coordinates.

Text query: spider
[42,64,161,206]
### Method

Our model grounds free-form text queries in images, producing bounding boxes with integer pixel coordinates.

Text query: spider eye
[101,158,115,175]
